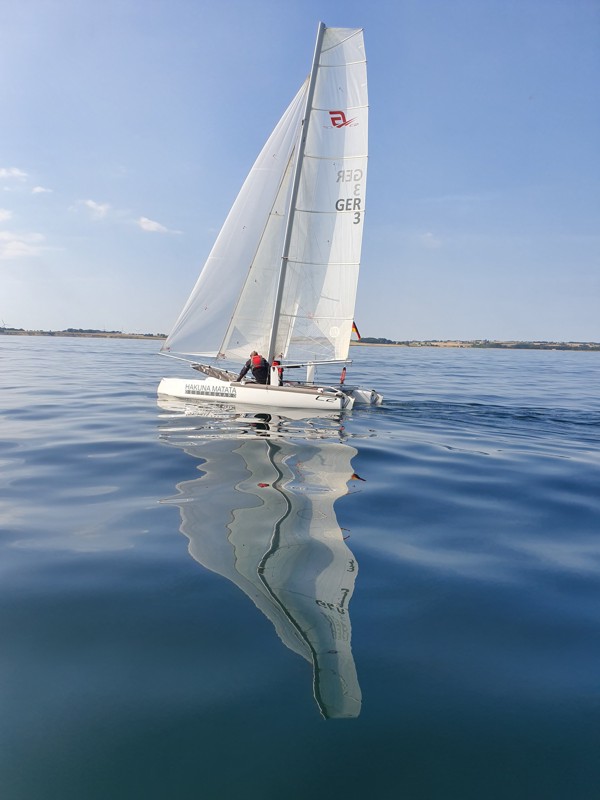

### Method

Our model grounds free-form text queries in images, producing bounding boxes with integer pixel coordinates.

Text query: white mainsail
[162,25,368,366]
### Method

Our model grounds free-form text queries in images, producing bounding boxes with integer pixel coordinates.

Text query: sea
[1,334,599,800]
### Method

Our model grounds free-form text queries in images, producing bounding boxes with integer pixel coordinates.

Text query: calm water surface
[1,335,599,799]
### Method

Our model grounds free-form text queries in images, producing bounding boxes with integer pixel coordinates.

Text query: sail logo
[328,110,357,128]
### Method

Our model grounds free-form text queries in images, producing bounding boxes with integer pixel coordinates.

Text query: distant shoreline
[1,329,165,341]
[351,340,600,351]
[1,329,598,351]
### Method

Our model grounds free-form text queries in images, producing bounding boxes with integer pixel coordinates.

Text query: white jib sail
[161,82,308,358]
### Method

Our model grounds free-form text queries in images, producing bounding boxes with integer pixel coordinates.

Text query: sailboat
[158,23,383,412]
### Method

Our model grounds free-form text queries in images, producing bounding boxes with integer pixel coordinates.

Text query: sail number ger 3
[336,168,363,224]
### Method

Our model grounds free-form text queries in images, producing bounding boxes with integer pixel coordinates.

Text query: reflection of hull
[162,429,362,718]
[157,395,343,423]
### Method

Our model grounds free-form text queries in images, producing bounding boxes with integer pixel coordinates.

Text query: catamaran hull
[347,387,384,405]
[157,377,382,411]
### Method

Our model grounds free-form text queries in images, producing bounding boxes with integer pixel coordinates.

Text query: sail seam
[312,104,368,111]
[317,60,366,67]
[293,208,367,215]
[303,156,368,162]
[285,259,360,266]
[280,314,355,320]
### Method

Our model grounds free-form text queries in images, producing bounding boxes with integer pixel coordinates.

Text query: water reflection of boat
[159,410,362,718]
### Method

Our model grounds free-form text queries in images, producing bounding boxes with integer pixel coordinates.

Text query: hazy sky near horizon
[1,0,598,341]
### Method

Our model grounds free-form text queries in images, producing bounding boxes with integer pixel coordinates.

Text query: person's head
[250,350,257,356]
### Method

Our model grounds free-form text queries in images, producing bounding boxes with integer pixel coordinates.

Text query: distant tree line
[0,326,166,338]
[357,337,600,351]
[471,341,600,351]
[65,327,122,334]
[360,337,400,344]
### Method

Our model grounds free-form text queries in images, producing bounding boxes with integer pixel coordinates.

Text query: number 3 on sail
[158,22,383,411]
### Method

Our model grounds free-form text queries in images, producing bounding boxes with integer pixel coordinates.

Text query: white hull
[157,376,382,411]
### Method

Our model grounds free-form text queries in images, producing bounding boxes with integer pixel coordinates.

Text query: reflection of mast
[163,431,361,718]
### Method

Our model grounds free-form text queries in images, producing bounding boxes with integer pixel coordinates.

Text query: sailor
[237,351,269,384]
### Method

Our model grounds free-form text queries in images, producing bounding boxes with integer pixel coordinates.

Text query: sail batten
[285,259,360,267]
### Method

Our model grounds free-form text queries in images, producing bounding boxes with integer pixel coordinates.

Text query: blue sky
[1,0,598,341]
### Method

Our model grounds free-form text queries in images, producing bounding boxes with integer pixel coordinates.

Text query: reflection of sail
[161,421,361,718]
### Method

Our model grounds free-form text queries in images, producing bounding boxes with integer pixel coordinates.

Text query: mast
[266,21,326,364]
